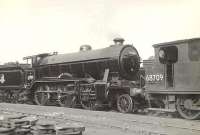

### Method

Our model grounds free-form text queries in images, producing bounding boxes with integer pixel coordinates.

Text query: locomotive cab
[23,53,53,67]
[144,38,200,119]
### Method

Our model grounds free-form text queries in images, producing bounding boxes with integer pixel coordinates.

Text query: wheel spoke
[117,94,133,113]
[34,85,49,106]
[176,97,200,120]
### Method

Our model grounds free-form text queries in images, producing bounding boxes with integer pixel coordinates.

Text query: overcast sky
[0,0,200,63]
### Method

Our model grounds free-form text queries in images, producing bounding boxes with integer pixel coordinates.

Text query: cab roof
[153,37,200,48]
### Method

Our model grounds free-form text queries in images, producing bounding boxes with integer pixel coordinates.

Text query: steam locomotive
[1,37,200,120]
[144,38,200,120]
[0,38,146,113]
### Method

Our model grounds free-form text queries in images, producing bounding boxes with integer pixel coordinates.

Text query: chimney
[113,37,124,45]
[80,45,92,51]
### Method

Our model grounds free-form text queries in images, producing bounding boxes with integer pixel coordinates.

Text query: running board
[148,108,177,113]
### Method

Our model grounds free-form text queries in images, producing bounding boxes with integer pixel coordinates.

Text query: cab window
[188,40,200,61]
[159,46,178,64]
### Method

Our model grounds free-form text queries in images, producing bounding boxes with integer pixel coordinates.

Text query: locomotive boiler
[26,38,145,113]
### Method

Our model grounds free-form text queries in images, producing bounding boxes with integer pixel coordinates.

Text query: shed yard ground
[0,103,199,135]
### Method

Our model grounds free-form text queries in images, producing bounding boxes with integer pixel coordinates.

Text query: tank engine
[25,38,145,113]
[144,38,200,119]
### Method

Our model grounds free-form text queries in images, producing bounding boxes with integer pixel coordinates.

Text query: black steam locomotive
[0,38,145,113]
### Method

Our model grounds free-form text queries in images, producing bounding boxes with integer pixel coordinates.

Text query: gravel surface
[0,103,199,135]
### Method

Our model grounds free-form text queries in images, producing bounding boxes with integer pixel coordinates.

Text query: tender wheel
[176,97,200,120]
[57,94,75,107]
[117,94,133,113]
[34,85,49,106]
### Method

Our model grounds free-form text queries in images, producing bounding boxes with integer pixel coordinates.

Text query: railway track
[0,103,199,135]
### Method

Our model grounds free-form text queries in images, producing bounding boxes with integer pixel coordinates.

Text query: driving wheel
[117,94,133,113]
[34,85,49,106]
[58,94,75,107]
[176,97,200,120]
